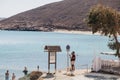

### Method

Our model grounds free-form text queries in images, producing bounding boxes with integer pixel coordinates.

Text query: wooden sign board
[50,52,56,63]
[44,45,61,73]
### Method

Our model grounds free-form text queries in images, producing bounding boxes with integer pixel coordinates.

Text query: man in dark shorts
[5,70,9,80]
[70,51,76,71]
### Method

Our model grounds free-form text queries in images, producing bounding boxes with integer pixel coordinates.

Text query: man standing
[70,51,76,75]
[12,73,16,80]
[23,67,28,75]
[5,70,9,80]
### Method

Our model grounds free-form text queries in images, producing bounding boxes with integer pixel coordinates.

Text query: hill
[0,17,5,21]
[0,0,120,31]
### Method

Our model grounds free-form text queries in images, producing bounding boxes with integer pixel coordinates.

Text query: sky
[0,0,62,18]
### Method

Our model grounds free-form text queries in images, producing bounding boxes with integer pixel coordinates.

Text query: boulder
[19,71,43,80]
[30,71,43,80]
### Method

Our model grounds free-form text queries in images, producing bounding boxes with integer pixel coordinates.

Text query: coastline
[53,29,100,35]
[0,30,101,35]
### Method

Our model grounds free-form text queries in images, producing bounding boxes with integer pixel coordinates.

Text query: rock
[19,74,30,80]
[38,77,44,80]
[30,71,43,80]
[19,71,43,80]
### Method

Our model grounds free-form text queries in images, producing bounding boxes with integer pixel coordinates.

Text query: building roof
[44,45,61,52]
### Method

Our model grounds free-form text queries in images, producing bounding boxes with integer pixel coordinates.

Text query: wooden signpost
[44,45,61,73]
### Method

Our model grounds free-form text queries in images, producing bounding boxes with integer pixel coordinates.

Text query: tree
[87,4,120,58]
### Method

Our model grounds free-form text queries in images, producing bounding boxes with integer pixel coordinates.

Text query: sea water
[0,31,117,80]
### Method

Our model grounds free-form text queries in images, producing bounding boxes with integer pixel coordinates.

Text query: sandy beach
[53,29,100,35]
[19,68,120,80]
[40,69,120,80]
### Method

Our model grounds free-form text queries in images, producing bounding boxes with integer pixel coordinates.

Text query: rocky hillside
[0,0,120,31]
[0,18,5,21]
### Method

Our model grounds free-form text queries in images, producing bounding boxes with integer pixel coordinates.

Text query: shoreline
[53,29,100,35]
[0,29,101,35]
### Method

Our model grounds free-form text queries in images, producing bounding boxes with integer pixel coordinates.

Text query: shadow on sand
[42,73,55,79]
[85,74,118,80]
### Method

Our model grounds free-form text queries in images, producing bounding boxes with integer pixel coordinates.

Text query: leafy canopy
[87,4,120,37]
[87,4,120,57]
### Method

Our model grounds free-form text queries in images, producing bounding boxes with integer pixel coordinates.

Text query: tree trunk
[113,34,120,67]
[119,57,120,67]
[113,34,119,56]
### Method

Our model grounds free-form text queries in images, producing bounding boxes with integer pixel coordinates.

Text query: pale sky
[0,0,62,18]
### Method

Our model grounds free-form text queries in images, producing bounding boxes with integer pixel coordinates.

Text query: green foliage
[87,4,120,58]
[108,39,120,56]
[87,4,120,37]
[108,41,117,50]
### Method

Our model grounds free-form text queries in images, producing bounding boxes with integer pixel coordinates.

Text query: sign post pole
[66,45,70,74]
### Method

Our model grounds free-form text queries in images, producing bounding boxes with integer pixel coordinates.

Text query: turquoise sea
[0,31,117,80]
